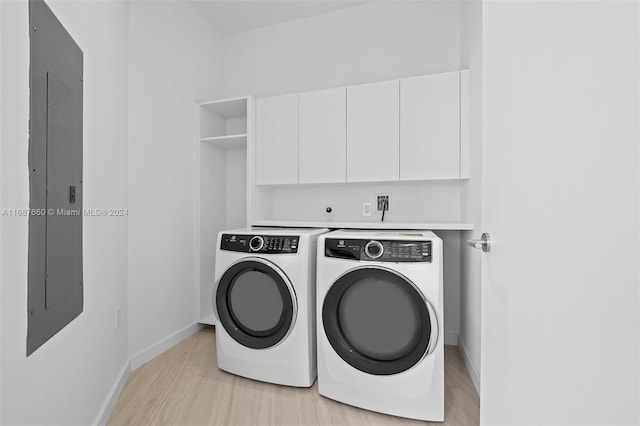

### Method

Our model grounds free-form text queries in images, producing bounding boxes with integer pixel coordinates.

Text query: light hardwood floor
[109,327,479,425]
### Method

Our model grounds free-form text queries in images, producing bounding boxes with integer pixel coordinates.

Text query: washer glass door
[216,258,296,349]
[322,266,437,375]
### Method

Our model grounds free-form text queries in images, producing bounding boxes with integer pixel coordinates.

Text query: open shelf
[200,133,247,149]
[196,96,253,326]
[199,97,248,119]
[199,97,248,140]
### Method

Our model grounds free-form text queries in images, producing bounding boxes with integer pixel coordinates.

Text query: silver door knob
[467,233,492,252]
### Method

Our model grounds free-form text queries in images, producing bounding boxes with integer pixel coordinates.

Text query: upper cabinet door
[299,87,346,184]
[400,71,460,180]
[346,80,400,183]
[256,94,298,185]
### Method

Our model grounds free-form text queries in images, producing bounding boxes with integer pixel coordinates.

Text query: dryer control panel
[325,238,432,263]
[221,234,299,254]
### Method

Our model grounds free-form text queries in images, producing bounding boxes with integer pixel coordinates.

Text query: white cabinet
[400,71,461,180]
[346,80,400,183]
[299,87,346,184]
[256,94,298,185]
[254,71,468,187]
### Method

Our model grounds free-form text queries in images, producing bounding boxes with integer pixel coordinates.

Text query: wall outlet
[115,306,120,331]
[376,194,390,212]
[324,205,334,216]
[363,202,372,217]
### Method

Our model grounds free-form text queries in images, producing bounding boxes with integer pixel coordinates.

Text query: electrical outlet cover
[363,202,372,217]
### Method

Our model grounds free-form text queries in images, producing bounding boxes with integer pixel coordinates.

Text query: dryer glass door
[216,259,296,349]
[322,267,436,375]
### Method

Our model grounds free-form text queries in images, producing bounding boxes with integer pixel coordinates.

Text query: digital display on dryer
[385,242,431,261]
[324,238,431,262]
[220,234,299,254]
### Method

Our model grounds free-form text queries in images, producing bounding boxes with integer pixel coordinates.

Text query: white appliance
[213,227,328,387]
[316,230,444,421]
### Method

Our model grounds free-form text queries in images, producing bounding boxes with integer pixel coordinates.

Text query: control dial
[249,236,264,252]
[364,240,384,259]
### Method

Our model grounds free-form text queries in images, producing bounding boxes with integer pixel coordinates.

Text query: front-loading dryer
[213,227,328,387]
[316,230,444,421]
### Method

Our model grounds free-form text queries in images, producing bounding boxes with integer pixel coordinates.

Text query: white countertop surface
[252,220,473,231]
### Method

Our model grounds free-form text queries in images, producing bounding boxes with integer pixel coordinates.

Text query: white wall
[0,0,5,422]
[127,1,224,357]
[225,148,248,229]
[0,0,129,424]
[223,0,463,342]
[223,0,463,228]
[459,0,482,393]
[269,182,462,223]
[223,1,461,99]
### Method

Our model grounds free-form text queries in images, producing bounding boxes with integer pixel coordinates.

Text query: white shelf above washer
[251,220,474,231]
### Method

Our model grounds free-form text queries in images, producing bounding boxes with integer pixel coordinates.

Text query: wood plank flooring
[108,327,479,425]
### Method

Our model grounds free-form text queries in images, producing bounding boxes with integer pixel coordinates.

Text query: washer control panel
[325,238,432,262]
[221,234,299,254]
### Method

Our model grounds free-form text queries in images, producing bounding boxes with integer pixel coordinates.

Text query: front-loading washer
[213,227,328,387]
[316,229,444,421]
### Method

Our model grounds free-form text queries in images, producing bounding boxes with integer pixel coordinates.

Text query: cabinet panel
[256,94,298,185]
[400,71,460,180]
[299,87,346,184]
[45,72,83,309]
[346,80,399,182]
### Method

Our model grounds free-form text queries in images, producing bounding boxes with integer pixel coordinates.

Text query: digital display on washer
[220,234,299,254]
[324,238,431,262]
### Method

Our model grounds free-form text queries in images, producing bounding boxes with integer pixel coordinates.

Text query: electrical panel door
[28,0,83,355]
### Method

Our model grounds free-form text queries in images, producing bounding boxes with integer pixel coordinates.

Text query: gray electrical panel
[27,0,83,355]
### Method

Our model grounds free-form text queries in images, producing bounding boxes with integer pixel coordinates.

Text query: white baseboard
[94,322,204,425]
[130,322,204,370]
[94,361,131,426]
[458,337,481,395]
[444,331,458,346]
